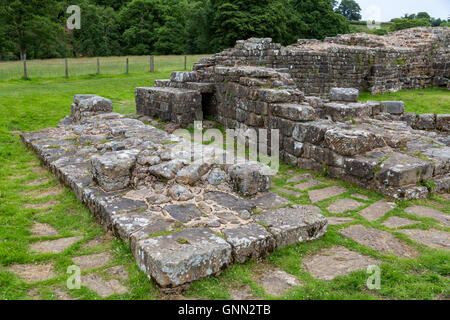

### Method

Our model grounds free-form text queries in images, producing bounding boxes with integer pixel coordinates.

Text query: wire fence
[0,55,209,81]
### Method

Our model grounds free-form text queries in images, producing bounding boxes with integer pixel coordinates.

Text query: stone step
[135,87,202,125]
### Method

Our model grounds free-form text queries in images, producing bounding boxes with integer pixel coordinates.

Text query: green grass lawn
[0,74,448,300]
[360,88,450,114]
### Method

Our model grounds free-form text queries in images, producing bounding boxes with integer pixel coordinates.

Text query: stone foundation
[137,55,449,200]
[193,27,450,96]
[21,95,327,289]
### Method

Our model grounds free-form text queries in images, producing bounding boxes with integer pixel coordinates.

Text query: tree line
[0,0,448,61]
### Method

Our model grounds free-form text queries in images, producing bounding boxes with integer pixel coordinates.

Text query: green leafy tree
[390,18,432,31]
[153,0,188,54]
[186,0,214,53]
[336,0,362,21]
[0,0,64,60]
[416,12,431,21]
[118,0,164,55]
[72,1,122,57]
[286,0,349,43]
[210,0,288,51]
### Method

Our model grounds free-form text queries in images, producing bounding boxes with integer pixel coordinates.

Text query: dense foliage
[0,0,351,60]
[0,0,448,61]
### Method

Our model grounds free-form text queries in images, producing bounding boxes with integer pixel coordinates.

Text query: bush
[390,18,431,31]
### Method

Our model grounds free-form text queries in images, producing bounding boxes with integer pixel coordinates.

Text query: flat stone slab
[164,204,202,223]
[30,223,58,237]
[308,186,347,203]
[257,269,301,296]
[404,206,450,227]
[82,274,128,297]
[251,192,290,210]
[83,233,113,249]
[397,229,450,250]
[277,188,303,197]
[340,225,419,258]
[352,194,370,201]
[30,236,83,254]
[33,186,64,199]
[72,252,112,270]
[303,246,380,280]
[294,180,322,191]
[223,223,276,263]
[287,173,313,183]
[24,200,59,210]
[253,206,327,248]
[135,228,232,288]
[229,287,255,300]
[7,263,55,282]
[358,200,396,221]
[25,178,50,186]
[382,216,417,228]
[327,217,355,225]
[204,191,256,212]
[327,199,364,214]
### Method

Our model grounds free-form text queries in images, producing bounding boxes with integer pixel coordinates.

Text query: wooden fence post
[23,54,28,79]
[150,56,155,73]
[126,58,129,74]
[184,56,187,70]
[65,58,69,79]
[97,58,100,75]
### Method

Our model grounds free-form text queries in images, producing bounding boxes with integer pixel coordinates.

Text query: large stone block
[415,113,436,130]
[253,206,327,248]
[292,120,331,144]
[170,71,199,83]
[377,154,434,187]
[71,95,113,121]
[223,223,276,263]
[323,102,371,121]
[90,150,138,191]
[381,101,404,115]
[329,88,359,102]
[436,114,450,131]
[228,162,271,196]
[324,128,384,156]
[271,103,317,121]
[135,228,232,288]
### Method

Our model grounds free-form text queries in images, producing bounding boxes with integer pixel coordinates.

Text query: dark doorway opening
[201,93,217,119]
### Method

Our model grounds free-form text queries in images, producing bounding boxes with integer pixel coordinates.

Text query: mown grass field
[0,65,449,300]
[360,88,450,114]
[0,55,209,81]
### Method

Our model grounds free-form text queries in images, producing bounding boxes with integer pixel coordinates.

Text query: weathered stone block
[292,120,331,144]
[436,114,450,131]
[377,154,434,187]
[90,150,138,192]
[324,129,383,156]
[271,103,317,121]
[253,206,327,248]
[228,162,271,196]
[175,162,210,185]
[324,102,371,121]
[223,223,276,263]
[170,71,198,83]
[415,114,436,130]
[381,101,404,115]
[329,88,359,102]
[135,228,232,288]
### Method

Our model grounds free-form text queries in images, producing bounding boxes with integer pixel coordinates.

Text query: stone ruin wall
[194,27,450,96]
[136,29,450,200]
